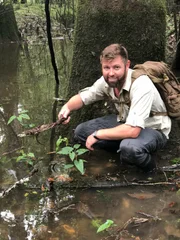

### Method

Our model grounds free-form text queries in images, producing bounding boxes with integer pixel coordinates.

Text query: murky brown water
[0,42,180,240]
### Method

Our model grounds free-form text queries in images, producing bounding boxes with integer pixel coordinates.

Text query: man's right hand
[58,105,71,124]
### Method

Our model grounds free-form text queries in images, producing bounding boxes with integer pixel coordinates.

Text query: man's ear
[126,60,131,68]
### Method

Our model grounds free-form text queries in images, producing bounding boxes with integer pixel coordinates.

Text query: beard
[104,70,127,89]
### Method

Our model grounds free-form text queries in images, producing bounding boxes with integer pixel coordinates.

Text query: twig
[48,204,75,214]
[159,164,180,172]
[136,211,161,221]
[0,168,38,198]
[2,147,24,156]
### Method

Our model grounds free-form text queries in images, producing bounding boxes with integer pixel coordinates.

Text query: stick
[0,168,38,198]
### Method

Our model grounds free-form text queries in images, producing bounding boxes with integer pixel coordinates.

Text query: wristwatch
[92,131,100,140]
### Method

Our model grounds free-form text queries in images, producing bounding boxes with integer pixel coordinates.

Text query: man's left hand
[86,135,98,151]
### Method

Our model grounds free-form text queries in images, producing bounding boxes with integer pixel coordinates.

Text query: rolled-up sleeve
[79,77,106,105]
[125,76,154,128]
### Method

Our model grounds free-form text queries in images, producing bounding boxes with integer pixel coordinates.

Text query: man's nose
[108,68,114,76]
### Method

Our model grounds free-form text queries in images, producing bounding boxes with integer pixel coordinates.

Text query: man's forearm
[66,94,84,111]
[95,124,141,140]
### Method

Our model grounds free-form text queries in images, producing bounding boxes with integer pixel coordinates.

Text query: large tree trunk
[63,0,167,137]
[172,41,180,70]
[0,3,20,43]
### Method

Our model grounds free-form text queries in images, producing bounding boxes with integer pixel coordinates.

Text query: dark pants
[74,114,167,171]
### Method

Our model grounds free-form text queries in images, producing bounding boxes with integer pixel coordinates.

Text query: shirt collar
[122,69,133,92]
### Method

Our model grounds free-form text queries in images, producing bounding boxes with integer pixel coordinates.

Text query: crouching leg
[118,128,167,172]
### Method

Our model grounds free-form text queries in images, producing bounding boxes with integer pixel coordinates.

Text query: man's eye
[104,66,109,70]
[114,66,120,70]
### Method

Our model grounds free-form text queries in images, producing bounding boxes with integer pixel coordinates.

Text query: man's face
[101,55,130,88]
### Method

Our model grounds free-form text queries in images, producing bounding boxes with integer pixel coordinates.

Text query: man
[58,43,171,172]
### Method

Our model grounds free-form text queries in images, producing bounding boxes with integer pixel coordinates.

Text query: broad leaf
[97,219,114,233]
[16,156,26,162]
[64,164,74,169]
[73,144,81,149]
[7,115,16,125]
[69,152,75,161]
[27,152,35,158]
[20,113,30,120]
[57,146,73,155]
[74,159,85,175]
[28,160,34,166]
[20,110,28,114]
[17,115,23,122]
[76,148,89,155]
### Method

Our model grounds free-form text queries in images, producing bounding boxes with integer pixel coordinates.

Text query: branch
[0,168,38,198]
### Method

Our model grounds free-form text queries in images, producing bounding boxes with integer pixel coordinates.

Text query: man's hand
[58,105,71,124]
[86,134,98,151]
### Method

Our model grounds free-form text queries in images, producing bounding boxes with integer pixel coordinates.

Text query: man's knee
[74,123,84,137]
[120,142,142,165]
[74,122,87,143]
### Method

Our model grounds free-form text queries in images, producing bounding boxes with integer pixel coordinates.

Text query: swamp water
[0,42,180,240]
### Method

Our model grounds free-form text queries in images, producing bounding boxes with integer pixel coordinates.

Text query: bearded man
[58,43,171,172]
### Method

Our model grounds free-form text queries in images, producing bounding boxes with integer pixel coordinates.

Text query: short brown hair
[100,43,128,63]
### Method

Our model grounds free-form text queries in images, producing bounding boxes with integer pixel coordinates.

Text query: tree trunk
[0,3,20,43]
[64,0,167,136]
[172,41,180,70]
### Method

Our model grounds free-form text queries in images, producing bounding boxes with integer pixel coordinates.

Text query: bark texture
[0,3,20,43]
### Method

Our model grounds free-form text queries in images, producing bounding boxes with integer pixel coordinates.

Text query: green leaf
[73,144,81,149]
[97,219,114,233]
[57,146,73,155]
[20,110,28,114]
[20,113,30,120]
[76,148,89,156]
[69,151,75,161]
[64,164,74,169]
[17,115,23,122]
[56,137,64,150]
[7,115,16,124]
[74,159,85,175]
[16,156,26,162]
[170,158,180,164]
[28,160,34,166]
[27,152,35,158]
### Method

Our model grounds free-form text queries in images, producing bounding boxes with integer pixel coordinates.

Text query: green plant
[7,110,31,126]
[97,219,114,233]
[170,158,180,164]
[56,136,89,175]
[16,150,36,166]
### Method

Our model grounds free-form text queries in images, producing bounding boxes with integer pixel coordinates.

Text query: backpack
[131,61,180,120]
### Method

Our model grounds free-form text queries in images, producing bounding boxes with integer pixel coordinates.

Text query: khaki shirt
[79,69,171,138]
